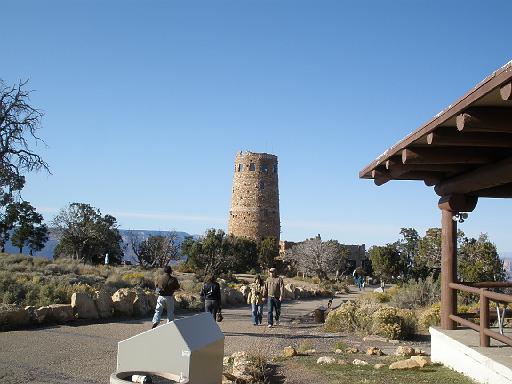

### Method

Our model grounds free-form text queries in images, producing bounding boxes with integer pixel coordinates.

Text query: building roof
[359,60,512,199]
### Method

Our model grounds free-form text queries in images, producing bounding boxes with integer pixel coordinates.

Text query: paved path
[0,289,367,384]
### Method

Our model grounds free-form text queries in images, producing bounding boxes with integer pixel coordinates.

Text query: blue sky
[3,1,512,253]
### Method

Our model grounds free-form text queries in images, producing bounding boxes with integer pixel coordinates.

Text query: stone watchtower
[228,151,280,242]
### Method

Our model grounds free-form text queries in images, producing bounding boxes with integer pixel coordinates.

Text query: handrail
[446,282,512,347]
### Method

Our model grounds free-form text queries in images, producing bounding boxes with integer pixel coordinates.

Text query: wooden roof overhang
[360,60,512,205]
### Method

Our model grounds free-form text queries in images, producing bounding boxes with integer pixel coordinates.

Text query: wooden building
[360,61,512,383]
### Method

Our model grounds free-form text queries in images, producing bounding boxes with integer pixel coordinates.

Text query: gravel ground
[0,287,430,384]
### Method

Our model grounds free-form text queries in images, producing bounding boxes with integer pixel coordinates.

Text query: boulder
[283,346,297,357]
[389,358,420,370]
[112,288,136,316]
[35,306,52,323]
[346,347,359,354]
[133,289,150,317]
[410,356,431,367]
[71,292,99,319]
[304,349,316,354]
[146,291,158,310]
[334,349,343,354]
[374,363,386,369]
[239,285,250,298]
[352,359,369,366]
[284,283,297,300]
[317,356,336,364]
[366,347,385,356]
[395,346,416,356]
[95,289,114,318]
[0,304,30,329]
[24,306,37,323]
[221,288,245,306]
[48,304,74,323]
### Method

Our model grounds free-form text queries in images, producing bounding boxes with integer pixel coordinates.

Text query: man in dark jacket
[151,266,180,329]
[200,274,222,320]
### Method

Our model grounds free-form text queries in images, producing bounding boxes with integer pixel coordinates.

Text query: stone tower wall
[228,151,280,242]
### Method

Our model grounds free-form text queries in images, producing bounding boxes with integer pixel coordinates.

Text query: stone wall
[228,151,280,242]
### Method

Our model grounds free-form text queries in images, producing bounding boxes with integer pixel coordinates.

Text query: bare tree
[0,79,49,203]
[129,230,181,268]
[285,235,346,281]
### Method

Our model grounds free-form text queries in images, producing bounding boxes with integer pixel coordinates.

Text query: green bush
[324,297,417,340]
[390,277,440,309]
[419,303,441,330]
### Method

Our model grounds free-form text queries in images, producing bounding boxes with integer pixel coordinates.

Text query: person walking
[200,274,222,320]
[264,267,284,328]
[151,266,180,329]
[247,275,264,325]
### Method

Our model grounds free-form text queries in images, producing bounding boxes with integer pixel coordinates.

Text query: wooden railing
[448,282,512,347]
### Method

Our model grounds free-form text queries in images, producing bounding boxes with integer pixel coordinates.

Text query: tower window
[261,163,268,173]
[273,164,278,173]
[249,163,255,171]
[238,164,244,172]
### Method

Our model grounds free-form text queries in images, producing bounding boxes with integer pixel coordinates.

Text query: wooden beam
[427,131,512,148]
[501,82,512,101]
[438,194,478,212]
[440,209,457,330]
[372,169,390,186]
[387,162,470,176]
[402,148,496,165]
[435,156,512,196]
[468,183,512,198]
[456,107,512,133]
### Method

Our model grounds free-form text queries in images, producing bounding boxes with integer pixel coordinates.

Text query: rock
[317,356,336,364]
[374,287,384,293]
[133,289,150,317]
[304,349,316,354]
[284,283,297,299]
[71,292,99,319]
[410,356,431,367]
[239,285,250,298]
[146,291,158,310]
[0,304,30,329]
[283,346,297,357]
[366,347,385,356]
[389,359,420,370]
[48,304,74,323]
[95,289,113,318]
[363,335,388,343]
[112,288,136,316]
[346,347,359,354]
[24,306,37,323]
[334,349,343,354]
[35,306,52,323]
[352,359,369,366]
[374,363,386,369]
[395,346,416,356]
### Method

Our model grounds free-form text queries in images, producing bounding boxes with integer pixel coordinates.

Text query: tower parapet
[228,151,280,242]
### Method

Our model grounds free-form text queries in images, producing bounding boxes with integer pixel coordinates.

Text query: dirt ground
[0,286,430,384]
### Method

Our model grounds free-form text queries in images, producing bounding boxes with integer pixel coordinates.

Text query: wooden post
[480,289,490,347]
[441,209,457,330]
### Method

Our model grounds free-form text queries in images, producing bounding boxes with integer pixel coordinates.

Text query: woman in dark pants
[200,274,222,319]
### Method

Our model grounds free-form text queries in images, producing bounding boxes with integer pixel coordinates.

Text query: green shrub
[325,297,417,340]
[390,277,440,309]
[419,303,441,329]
